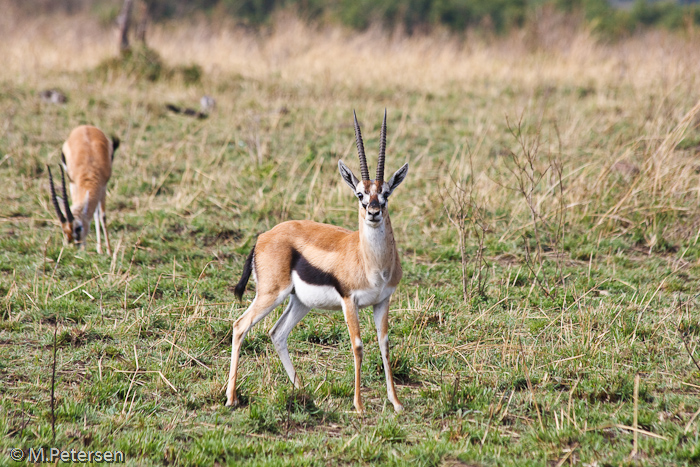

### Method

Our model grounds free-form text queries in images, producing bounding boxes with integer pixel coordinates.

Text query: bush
[94,45,202,84]
[95,45,165,82]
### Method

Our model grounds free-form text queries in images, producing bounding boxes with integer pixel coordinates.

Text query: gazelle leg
[226,289,290,407]
[93,206,102,254]
[269,294,311,388]
[100,196,111,255]
[342,298,364,414]
[373,297,403,412]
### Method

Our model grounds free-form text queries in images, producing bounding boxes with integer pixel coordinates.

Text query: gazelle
[226,110,409,414]
[48,125,119,254]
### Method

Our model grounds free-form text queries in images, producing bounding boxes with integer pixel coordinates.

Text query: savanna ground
[2,8,700,466]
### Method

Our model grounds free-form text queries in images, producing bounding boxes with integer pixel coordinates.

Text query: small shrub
[95,46,164,82]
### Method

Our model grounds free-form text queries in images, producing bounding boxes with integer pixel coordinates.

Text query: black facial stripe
[290,249,347,297]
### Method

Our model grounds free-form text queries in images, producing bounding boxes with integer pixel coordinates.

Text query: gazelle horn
[60,165,74,223]
[47,165,66,224]
[353,110,369,181]
[376,109,387,182]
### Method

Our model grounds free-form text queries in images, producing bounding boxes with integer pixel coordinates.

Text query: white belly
[291,272,343,310]
[291,272,396,311]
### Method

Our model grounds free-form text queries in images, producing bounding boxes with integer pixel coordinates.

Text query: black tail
[112,136,120,160]
[234,246,255,300]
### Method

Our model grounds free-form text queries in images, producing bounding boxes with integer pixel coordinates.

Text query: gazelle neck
[358,211,397,282]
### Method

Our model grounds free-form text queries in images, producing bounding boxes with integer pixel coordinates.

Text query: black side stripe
[290,249,346,298]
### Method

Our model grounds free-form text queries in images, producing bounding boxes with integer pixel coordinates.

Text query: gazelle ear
[386,163,409,196]
[60,152,68,175]
[338,160,360,191]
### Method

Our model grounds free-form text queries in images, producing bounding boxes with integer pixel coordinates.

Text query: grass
[2,9,700,467]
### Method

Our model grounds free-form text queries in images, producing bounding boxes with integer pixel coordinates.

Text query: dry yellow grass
[3,7,700,95]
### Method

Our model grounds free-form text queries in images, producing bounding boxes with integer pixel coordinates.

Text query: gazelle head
[47,165,89,248]
[339,110,409,228]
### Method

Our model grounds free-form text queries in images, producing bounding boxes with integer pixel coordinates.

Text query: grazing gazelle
[48,125,119,254]
[227,110,409,414]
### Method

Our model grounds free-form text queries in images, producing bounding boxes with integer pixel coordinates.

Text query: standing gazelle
[226,110,409,414]
[48,125,119,254]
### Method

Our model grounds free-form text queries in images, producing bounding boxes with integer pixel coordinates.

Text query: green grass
[2,26,700,466]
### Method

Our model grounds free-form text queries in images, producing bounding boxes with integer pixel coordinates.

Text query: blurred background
[5,0,700,37]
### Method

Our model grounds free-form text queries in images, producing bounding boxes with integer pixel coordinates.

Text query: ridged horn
[376,109,387,182]
[353,110,369,181]
[47,165,66,224]
[59,165,74,223]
